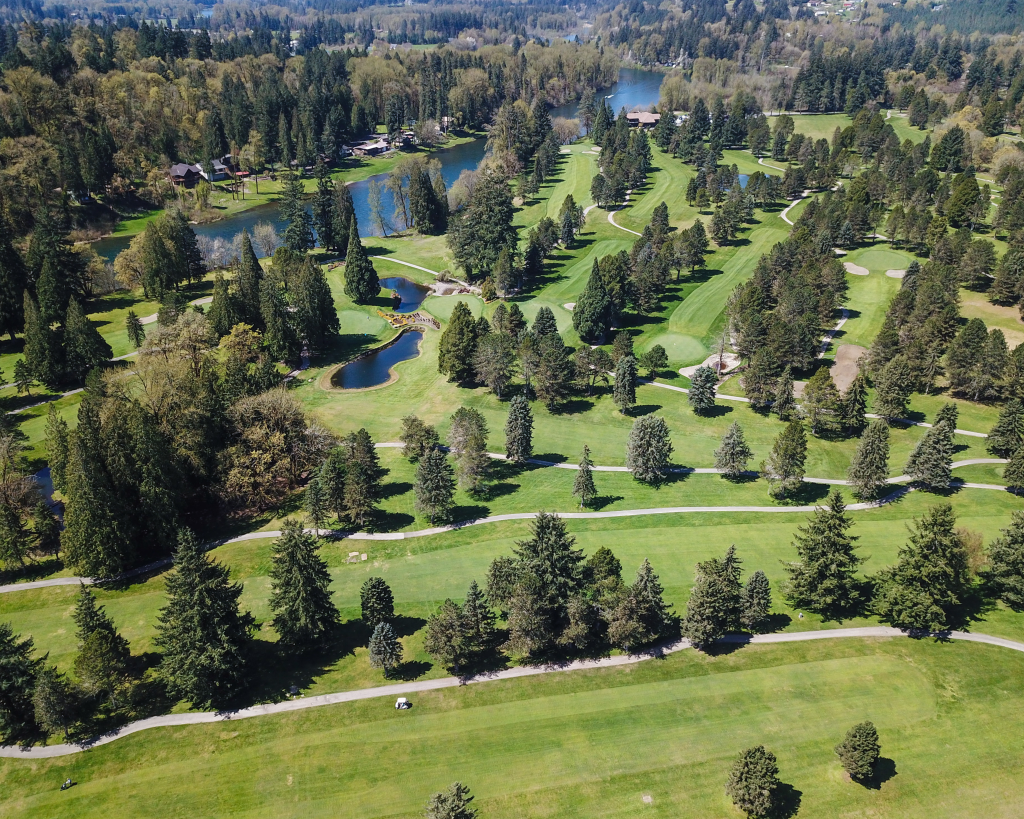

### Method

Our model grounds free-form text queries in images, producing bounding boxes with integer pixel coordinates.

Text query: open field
[3,638,1024,818]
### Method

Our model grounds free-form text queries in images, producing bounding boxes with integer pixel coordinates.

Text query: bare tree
[252,222,280,259]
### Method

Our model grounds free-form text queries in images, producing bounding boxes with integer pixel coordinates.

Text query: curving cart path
[4,626,1023,759]
[0,458,1010,597]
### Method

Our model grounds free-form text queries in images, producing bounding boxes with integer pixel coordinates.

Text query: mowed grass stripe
[6,640,1020,819]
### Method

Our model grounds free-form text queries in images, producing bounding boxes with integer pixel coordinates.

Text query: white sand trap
[834,248,848,256]
[793,380,806,398]
[886,269,905,279]
[844,262,869,276]
[680,353,741,379]
[563,302,575,311]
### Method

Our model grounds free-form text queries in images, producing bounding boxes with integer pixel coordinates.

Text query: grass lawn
[885,112,930,145]
[767,113,854,142]
[838,269,901,350]
[3,637,1024,818]
[960,288,1024,349]
[844,246,915,274]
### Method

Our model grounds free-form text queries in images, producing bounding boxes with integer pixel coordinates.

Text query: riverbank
[93,130,487,245]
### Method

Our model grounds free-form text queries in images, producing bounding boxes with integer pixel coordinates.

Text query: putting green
[847,248,915,274]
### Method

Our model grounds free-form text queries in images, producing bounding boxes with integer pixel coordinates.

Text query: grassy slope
[3,639,1024,819]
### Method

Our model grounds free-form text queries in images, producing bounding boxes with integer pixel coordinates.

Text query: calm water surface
[330,330,424,389]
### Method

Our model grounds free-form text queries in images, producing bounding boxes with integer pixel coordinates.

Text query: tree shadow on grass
[773,782,803,818]
[587,495,625,511]
[698,404,734,419]
[485,481,520,500]
[761,613,793,633]
[370,511,415,533]
[775,482,833,505]
[551,397,595,415]
[628,404,663,417]
[858,758,898,790]
[449,504,491,525]
[379,481,413,500]
[0,557,64,585]
[390,660,433,681]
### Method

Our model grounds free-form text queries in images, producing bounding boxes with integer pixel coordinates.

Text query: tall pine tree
[343,219,379,304]
[504,394,534,463]
[155,529,254,706]
[269,519,339,649]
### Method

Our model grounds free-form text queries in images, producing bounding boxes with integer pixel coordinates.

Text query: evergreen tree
[32,665,76,740]
[304,475,328,531]
[343,219,379,304]
[234,231,264,325]
[785,490,863,618]
[425,782,477,819]
[460,580,496,653]
[22,291,61,387]
[835,722,881,782]
[847,420,891,500]
[842,371,868,434]
[905,420,953,490]
[613,354,637,413]
[155,529,254,707]
[63,299,112,383]
[368,621,403,678]
[740,570,772,632]
[989,511,1024,610]
[269,519,338,649]
[773,366,796,421]
[311,161,336,251]
[438,301,478,383]
[513,512,586,614]
[423,598,467,673]
[342,429,383,526]
[259,278,299,361]
[504,394,534,463]
[682,546,742,648]
[726,746,782,819]
[688,365,718,415]
[282,173,314,252]
[400,415,440,461]
[572,259,611,342]
[572,444,597,509]
[802,367,841,436]
[626,415,673,484]
[532,306,558,337]
[715,422,753,478]
[743,348,781,411]
[762,419,807,498]
[331,182,356,255]
[75,627,130,709]
[988,399,1024,458]
[292,257,339,353]
[360,576,395,631]
[874,503,970,631]
[1005,445,1024,492]
[0,231,27,341]
[415,447,456,524]
[125,310,145,349]
[873,356,912,421]
[630,558,673,642]
[0,622,42,744]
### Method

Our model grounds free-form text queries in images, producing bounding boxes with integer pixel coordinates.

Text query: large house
[626,111,661,128]
[169,163,202,186]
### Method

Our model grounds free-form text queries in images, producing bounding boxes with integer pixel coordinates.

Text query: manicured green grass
[767,113,854,142]
[838,268,900,350]
[886,112,930,145]
[3,638,1024,818]
[845,246,915,274]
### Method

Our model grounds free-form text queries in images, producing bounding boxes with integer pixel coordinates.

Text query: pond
[330,330,424,389]
[380,276,430,314]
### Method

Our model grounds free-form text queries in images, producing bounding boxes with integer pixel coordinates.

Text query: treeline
[0,24,613,240]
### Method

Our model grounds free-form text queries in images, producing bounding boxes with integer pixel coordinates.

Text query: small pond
[330,330,424,389]
[380,276,430,314]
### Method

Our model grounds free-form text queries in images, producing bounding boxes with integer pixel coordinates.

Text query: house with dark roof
[169,163,202,186]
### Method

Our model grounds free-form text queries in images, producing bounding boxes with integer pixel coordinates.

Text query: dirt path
[5,625,1022,759]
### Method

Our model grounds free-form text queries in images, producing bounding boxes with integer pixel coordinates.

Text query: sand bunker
[844,262,869,276]
[680,353,741,379]
[885,269,905,279]
[832,344,867,393]
[563,303,575,311]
